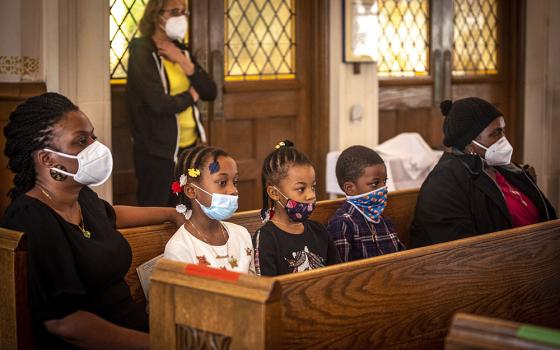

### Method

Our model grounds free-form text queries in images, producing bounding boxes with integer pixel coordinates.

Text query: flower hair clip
[171,174,190,195]
[175,204,192,219]
[187,168,200,178]
[171,181,182,195]
[275,141,286,149]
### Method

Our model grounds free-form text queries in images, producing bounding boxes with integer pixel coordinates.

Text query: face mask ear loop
[271,186,288,208]
[190,183,215,207]
[471,140,489,151]
[43,148,79,159]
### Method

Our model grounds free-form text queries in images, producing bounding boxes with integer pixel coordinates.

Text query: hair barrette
[209,161,220,174]
[187,168,201,178]
[275,141,286,149]
[171,181,182,194]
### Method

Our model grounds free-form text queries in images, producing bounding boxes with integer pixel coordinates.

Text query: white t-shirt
[164,221,256,275]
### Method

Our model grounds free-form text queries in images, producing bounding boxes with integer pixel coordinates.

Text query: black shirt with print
[253,220,341,276]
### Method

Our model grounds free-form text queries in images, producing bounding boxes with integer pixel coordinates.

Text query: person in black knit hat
[409,97,556,247]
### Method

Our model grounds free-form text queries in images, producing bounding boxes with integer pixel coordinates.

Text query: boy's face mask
[346,186,388,223]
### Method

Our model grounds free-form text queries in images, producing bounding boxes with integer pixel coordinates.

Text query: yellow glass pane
[377,0,429,77]
[109,0,190,80]
[225,0,296,81]
[453,0,498,76]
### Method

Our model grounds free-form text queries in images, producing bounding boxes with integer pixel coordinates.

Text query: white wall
[43,0,113,202]
[0,0,43,82]
[329,0,379,152]
[524,0,560,210]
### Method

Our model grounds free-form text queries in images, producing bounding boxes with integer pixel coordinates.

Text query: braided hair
[3,92,79,200]
[175,145,229,210]
[261,140,313,220]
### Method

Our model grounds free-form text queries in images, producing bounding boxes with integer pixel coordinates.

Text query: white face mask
[44,141,113,186]
[163,15,187,41]
[472,136,513,166]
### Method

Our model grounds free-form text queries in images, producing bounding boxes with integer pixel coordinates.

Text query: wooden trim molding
[0,82,46,103]
[310,0,330,201]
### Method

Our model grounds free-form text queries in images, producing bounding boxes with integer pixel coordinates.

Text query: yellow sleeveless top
[162,58,197,148]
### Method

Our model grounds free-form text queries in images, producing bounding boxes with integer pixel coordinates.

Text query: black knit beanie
[441,97,503,150]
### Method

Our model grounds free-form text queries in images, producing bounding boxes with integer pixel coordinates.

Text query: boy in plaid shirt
[326,146,405,262]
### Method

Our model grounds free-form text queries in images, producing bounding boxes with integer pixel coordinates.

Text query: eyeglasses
[160,8,189,17]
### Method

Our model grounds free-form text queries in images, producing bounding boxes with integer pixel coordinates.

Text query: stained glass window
[377,0,430,77]
[224,0,296,82]
[453,0,499,75]
[110,0,148,80]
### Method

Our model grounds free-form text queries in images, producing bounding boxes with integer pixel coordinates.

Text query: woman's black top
[1,187,148,349]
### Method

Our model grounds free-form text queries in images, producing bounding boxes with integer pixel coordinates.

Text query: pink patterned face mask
[346,186,388,223]
[275,187,316,222]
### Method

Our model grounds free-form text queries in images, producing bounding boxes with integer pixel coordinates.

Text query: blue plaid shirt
[326,201,405,262]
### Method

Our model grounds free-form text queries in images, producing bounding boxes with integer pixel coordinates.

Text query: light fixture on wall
[343,0,378,74]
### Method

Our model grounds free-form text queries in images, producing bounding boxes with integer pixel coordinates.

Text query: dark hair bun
[440,100,453,116]
[282,139,294,147]
[275,139,294,149]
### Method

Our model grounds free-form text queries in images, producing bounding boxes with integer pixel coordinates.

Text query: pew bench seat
[149,219,560,350]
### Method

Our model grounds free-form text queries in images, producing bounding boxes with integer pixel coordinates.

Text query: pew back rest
[446,313,560,350]
[149,219,560,350]
[228,188,418,244]
[122,188,419,303]
[0,228,32,350]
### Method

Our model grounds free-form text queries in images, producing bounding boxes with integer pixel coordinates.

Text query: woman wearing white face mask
[163,146,255,274]
[410,97,557,248]
[1,93,187,349]
[127,0,217,207]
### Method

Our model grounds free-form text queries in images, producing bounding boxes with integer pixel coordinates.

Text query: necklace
[37,185,91,239]
[504,182,528,207]
[187,220,230,259]
[76,205,92,238]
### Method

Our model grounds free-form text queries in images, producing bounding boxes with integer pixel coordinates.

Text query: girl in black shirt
[253,140,340,276]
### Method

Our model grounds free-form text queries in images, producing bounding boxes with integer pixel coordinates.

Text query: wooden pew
[0,188,418,348]
[149,219,560,350]
[122,188,418,303]
[0,229,32,350]
[446,313,560,350]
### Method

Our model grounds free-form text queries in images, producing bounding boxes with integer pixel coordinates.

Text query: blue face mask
[346,186,388,223]
[191,184,239,221]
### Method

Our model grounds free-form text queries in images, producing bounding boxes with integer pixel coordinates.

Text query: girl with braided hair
[253,140,340,276]
[1,92,186,349]
[163,146,255,273]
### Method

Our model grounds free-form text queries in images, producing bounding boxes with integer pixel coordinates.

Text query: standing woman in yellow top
[127,0,217,206]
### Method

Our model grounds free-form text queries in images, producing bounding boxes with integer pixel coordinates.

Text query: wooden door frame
[190,0,331,200]
[308,0,330,200]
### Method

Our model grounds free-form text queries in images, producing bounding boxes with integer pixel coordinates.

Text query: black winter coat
[126,37,217,160]
[410,151,557,248]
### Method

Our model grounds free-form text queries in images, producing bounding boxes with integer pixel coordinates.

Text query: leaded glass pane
[110,0,148,80]
[453,0,499,75]
[109,0,190,80]
[225,0,296,81]
[377,0,429,77]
